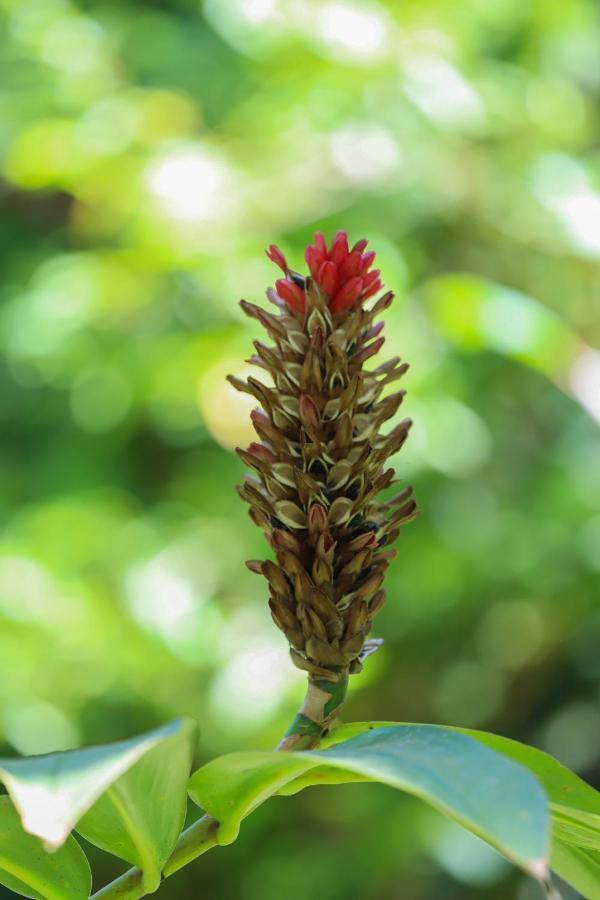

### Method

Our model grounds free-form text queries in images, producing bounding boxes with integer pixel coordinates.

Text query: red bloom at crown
[266,230,382,315]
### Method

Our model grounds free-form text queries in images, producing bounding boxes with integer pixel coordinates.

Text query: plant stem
[90,674,348,898]
[276,674,348,750]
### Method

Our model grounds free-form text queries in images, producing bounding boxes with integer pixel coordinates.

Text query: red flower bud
[360,251,376,272]
[266,245,288,272]
[265,232,385,318]
[276,278,305,313]
[313,232,327,255]
[330,276,363,313]
[362,278,382,300]
[305,245,324,279]
[339,250,362,280]
[331,229,349,265]
[362,268,380,290]
[317,260,338,298]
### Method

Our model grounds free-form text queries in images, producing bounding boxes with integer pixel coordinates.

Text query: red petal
[330,230,349,265]
[313,232,327,255]
[276,278,305,313]
[317,260,339,298]
[266,245,287,272]
[352,238,368,253]
[330,276,363,313]
[305,245,324,279]
[362,268,381,289]
[361,278,382,300]
[339,250,362,280]
[360,251,376,272]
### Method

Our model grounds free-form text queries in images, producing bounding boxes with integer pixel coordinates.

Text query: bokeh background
[1,0,599,897]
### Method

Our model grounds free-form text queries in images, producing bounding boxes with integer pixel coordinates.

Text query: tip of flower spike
[302,231,383,315]
[267,231,384,319]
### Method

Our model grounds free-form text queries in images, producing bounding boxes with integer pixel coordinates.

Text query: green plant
[0,233,598,900]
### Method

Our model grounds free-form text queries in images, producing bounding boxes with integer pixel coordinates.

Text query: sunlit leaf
[0,797,91,900]
[0,719,195,855]
[189,724,549,877]
[75,718,195,892]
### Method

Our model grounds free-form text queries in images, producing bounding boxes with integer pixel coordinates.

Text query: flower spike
[232,233,416,685]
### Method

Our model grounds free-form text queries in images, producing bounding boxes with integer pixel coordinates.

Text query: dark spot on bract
[357,522,378,535]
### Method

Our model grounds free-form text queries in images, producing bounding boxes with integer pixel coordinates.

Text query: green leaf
[321,722,600,847]
[322,722,600,876]
[459,728,600,850]
[0,796,91,900]
[76,718,195,892]
[551,837,600,900]
[0,718,195,858]
[188,724,549,878]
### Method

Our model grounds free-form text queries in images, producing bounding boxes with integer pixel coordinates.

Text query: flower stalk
[91,676,349,899]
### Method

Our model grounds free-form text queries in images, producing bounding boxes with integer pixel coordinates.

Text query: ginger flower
[230,230,416,688]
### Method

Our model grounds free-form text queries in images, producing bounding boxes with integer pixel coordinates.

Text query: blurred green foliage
[0,0,599,897]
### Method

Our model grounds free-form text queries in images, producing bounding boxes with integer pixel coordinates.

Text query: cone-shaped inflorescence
[230,231,416,742]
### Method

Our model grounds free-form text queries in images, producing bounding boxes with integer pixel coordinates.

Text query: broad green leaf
[320,721,600,851]
[0,796,91,900]
[460,728,600,852]
[553,810,600,850]
[189,724,549,877]
[551,837,600,900]
[75,718,195,892]
[0,718,195,854]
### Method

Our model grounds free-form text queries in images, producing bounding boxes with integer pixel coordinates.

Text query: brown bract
[230,252,416,681]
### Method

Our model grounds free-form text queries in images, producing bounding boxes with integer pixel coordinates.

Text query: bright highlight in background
[240,0,276,23]
[570,348,600,424]
[329,123,401,186]
[146,145,236,222]
[316,2,389,62]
